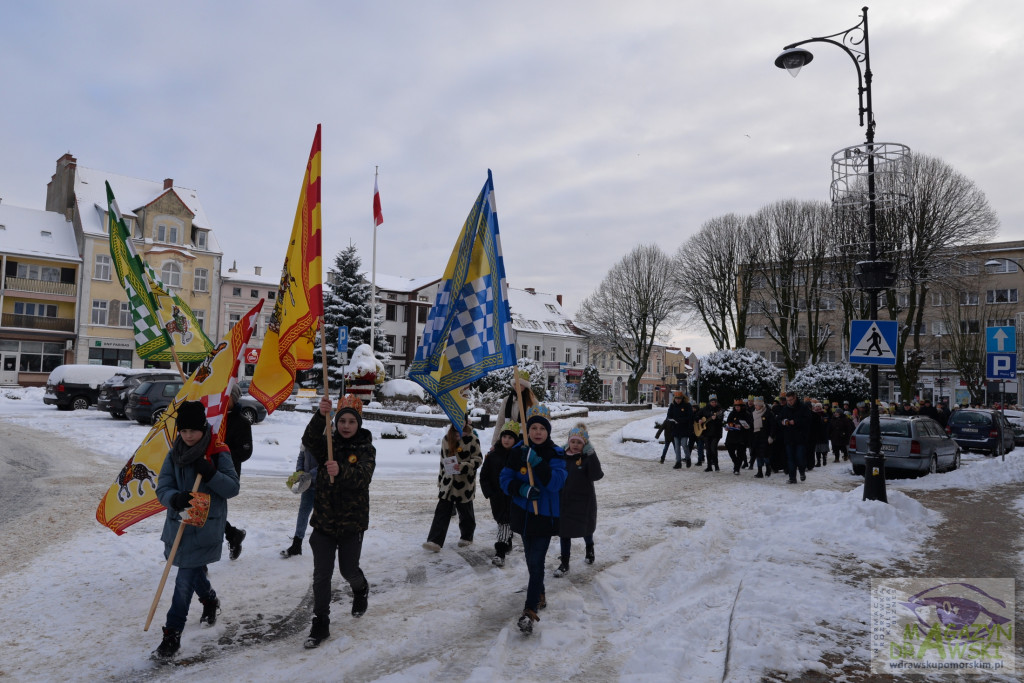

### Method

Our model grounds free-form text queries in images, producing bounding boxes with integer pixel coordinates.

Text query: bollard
[863,454,887,502]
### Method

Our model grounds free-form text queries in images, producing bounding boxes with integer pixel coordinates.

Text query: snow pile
[344,343,385,384]
[378,378,425,400]
[45,364,121,388]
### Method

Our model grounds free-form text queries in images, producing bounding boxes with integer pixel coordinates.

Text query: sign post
[986,326,1017,383]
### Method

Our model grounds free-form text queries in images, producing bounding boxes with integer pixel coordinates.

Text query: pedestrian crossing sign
[849,320,898,366]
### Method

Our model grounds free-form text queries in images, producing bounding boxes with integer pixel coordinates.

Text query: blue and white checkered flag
[408,171,515,430]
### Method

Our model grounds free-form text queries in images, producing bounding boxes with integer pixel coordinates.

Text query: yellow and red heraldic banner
[249,125,324,413]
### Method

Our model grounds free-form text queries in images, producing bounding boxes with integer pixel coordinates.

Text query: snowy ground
[0,388,1021,682]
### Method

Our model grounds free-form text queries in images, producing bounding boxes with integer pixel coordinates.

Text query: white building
[368,273,441,379]
[507,287,588,399]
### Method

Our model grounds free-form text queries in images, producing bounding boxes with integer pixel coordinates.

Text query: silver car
[849,416,960,476]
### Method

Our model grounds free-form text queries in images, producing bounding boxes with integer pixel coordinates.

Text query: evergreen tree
[579,364,603,402]
[309,244,391,388]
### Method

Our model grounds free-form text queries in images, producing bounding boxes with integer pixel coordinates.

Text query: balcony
[3,276,77,298]
[1,313,75,332]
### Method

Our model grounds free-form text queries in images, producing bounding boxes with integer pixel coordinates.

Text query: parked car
[946,408,1016,456]
[236,395,267,425]
[1002,410,1024,446]
[43,364,121,411]
[848,415,960,476]
[97,369,181,418]
[124,379,185,424]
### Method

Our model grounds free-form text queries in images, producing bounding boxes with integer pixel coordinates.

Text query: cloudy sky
[2,1,1021,353]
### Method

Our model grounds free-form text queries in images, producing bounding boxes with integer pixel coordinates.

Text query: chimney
[57,152,77,169]
[229,260,237,273]
[525,287,535,295]
[556,294,563,306]
[254,265,262,276]
[163,178,173,190]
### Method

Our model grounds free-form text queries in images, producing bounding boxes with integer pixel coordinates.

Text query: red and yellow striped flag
[250,125,324,412]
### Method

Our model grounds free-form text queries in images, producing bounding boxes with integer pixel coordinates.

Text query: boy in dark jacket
[222,384,252,560]
[499,404,567,634]
[152,400,240,660]
[300,394,376,649]
[555,422,604,577]
[479,420,519,566]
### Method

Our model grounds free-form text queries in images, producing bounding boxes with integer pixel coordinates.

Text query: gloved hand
[526,449,542,467]
[519,484,540,500]
[193,457,216,480]
[768,437,775,445]
[286,471,302,489]
[170,491,193,512]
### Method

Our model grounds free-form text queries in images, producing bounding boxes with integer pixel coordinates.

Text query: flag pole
[370,166,379,352]
[512,370,539,515]
[144,473,201,631]
[320,319,335,484]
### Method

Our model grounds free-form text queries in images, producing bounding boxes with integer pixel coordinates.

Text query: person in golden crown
[299,393,376,649]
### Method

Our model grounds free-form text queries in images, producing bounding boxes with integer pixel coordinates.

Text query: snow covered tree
[309,244,391,388]
[579,364,603,402]
[787,362,869,406]
[476,357,547,403]
[688,348,781,406]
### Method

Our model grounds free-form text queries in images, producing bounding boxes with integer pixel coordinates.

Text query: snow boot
[304,616,330,649]
[199,592,220,626]
[457,538,473,547]
[492,554,505,567]
[281,536,302,558]
[554,558,569,578]
[422,541,442,552]
[152,627,181,659]
[672,462,682,470]
[585,545,595,564]
[352,581,369,617]
[684,458,692,468]
[538,593,547,610]
[754,469,764,478]
[228,527,246,561]
[517,608,539,634]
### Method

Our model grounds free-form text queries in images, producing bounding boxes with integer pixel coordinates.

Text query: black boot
[352,580,369,617]
[281,536,302,558]
[755,467,764,478]
[153,627,181,659]
[585,544,595,564]
[199,591,220,625]
[227,526,246,561]
[553,557,569,577]
[304,616,330,648]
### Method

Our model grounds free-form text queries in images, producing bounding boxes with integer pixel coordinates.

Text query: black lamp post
[775,6,893,502]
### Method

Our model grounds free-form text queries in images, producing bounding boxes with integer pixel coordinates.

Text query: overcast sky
[2,1,1021,354]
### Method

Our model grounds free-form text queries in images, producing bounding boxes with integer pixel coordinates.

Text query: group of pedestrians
[660,391,858,484]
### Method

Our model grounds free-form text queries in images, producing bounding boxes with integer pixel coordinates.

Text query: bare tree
[874,153,999,400]
[577,244,681,403]
[672,214,755,350]
[745,199,835,379]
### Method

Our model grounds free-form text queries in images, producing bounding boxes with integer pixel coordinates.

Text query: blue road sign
[986,326,1016,354]
[986,353,1017,380]
[849,320,898,366]
[337,325,349,351]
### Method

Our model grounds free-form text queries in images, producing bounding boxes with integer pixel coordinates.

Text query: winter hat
[733,398,744,406]
[500,420,521,440]
[753,396,765,405]
[567,422,589,445]
[525,403,552,434]
[177,400,208,431]
[229,382,242,405]
[335,393,364,428]
[709,394,718,401]
[673,391,683,398]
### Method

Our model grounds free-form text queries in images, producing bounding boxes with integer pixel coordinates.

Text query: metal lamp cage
[830,142,911,209]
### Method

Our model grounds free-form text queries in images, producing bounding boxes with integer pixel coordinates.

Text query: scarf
[752,406,766,432]
[170,428,212,467]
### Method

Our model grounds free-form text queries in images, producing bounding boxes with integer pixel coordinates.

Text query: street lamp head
[985,259,1002,268]
[774,47,814,77]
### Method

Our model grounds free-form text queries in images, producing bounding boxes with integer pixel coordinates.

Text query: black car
[946,409,1016,456]
[124,379,185,424]
[97,369,181,418]
[43,364,121,410]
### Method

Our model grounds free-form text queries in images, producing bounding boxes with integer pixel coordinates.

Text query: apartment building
[507,287,588,400]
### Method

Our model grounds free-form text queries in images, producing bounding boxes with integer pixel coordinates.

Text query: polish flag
[373,176,383,227]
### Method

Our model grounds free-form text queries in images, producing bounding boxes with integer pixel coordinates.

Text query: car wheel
[151,408,166,424]
[951,450,961,471]
[995,440,1005,458]
[852,464,865,476]
[928,455,938,475]
[71,396,90,411]
[240,406,257,425]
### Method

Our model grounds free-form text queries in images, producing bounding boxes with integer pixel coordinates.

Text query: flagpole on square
[370,167,383,351]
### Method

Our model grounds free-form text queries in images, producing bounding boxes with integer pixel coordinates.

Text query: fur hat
[567,422,589,444]
[499,420,521,440]
[525,403,552,434]
[673,391,684,398]
[335,393,364,428]
[176,400,208,431]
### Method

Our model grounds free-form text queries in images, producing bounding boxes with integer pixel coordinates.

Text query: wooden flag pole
[320,319,335,484]
[144,473,201,631]
[512,374,539,515]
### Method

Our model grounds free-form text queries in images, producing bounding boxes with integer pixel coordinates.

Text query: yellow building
[0,203,81,386]
[45,154,223,369]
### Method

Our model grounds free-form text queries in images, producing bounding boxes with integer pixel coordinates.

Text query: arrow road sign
[849,320,898,366]
[986,326,1016,353]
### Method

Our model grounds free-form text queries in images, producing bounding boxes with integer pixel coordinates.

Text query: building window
[194,268,208,292]
[418,307,427,323]
[565,347,572,363]
[985,259,1019,274]
[386,304,397,321]
[91,299,108,325]
[94,254,111,281]
[401,336,408,354]
[161,262,182,288]
[951,260,980,276]
[987,288,1018,304]
[385,335,397,352]
[534,346,541,361]
[193,310,205,332]
[932,321,949,336]
[550,346,556,360]
[987,318,1015,328]
[156,221,180,244]
[268,291,275,300]
[251,289,259,298]
[13,302,57,317]
[16,263,60,281]
[232,287,242,297]
[897,292,909,309]
[959,291,979,306]
[228,312,241,330]
[14,340,63,373]
[931,292,946,306]
[576,349,582,365]
[119,302,131,327]
[194,231,207,250]
[823,350,837,362]
[959,320,981,335]
[746,325,765,339]
[87,346,133,367]
[521,344,529,360]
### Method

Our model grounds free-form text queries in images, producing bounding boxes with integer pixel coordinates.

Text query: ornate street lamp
[775,6,909,502]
